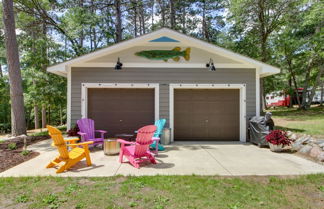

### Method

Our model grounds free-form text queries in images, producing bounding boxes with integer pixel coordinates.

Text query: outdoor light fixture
[206,58,216,71]
[114,57,123,70]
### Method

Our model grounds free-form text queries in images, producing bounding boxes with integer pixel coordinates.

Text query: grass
[0,175,324,209]
[271,105,324,138]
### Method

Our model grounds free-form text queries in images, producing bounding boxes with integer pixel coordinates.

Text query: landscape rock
[299,145,313,154]
[317,152,324,162]
[317,142,324,148]
[286,131,293,137]
[291,142,303,151]
[290,134,297,141]
[309,146,322,158]
[295,136,311,145]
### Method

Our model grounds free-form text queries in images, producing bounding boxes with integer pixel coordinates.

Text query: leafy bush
[0,123,10,133]
[21,150,31,156]
[67,124,80,137]
[42,193,65,209]
[266,130,292,146]
[16,194,29,203]
[8,143,17,150]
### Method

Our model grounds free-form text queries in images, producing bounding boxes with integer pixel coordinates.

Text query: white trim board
[169,83,247,142]
[81,83,160,122]
[66,66,71,130]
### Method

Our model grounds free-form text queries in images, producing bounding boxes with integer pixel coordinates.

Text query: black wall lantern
[114,57,123,70]
[206,58,216,71]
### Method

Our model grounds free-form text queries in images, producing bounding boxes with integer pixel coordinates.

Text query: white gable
[47,28,280,77]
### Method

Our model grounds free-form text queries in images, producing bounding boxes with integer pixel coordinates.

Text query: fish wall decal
[135,47,191,62]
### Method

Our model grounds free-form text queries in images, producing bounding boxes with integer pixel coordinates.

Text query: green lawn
[271,105,324,138]
[1,175,324,209]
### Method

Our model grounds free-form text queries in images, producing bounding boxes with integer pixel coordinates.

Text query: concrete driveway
[1,140,324,177]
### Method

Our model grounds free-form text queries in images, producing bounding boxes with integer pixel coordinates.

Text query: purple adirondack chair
[117,125,157,168]
[77,118,107,146]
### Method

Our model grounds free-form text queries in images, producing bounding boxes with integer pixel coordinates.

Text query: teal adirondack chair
[150,119,166,152]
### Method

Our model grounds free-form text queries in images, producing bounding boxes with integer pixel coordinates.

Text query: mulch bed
[0,135,50,173]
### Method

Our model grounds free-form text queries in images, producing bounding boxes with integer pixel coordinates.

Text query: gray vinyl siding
[71,67,256,128]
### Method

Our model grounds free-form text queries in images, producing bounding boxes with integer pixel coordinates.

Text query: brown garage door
[174,89,240,141]
[88,88,154,137]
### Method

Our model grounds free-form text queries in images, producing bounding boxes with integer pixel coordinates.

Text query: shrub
[67,124,80,137]
[8,143,17,150]
[266,130,292,146]
[0,123,11,133]
[15,194,29,203]
[21,150,31,156]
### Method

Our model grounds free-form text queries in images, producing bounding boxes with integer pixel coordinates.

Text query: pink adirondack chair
[117,125,157,168]
[77,118,107,146]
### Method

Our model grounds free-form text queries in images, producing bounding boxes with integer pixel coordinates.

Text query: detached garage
[47,28,280,142]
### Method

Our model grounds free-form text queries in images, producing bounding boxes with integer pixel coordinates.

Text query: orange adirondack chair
[117,125,157,168]
[46,125,93,173]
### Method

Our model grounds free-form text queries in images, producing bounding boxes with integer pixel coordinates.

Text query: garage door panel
[174,89,239,141]
[88,88,154,137]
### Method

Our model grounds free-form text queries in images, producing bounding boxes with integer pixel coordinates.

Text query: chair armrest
[67,141,94,147]
[77,132,86,136]
[152,137,160,142]
[95,130,107,133]
[64,138,79,142]
[117,139,135,145]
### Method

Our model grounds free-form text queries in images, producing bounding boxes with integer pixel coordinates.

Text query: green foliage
[319,185,324,192]
[7,143,17,150]
[20,150,31,156]
[1,175,324,208]
[42,193,66,209]
[0,123,10,133]
[15,194,29,203]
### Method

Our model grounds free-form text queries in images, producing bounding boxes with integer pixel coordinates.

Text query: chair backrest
[134,125,157,156]
[47,125,69,159]
[77,118,95,140]
[153,119,166,137]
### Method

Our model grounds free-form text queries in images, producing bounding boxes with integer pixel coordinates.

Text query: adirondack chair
[150,119,166,153]
[77,118,107,146]
[117,125,157,168]
[46,125,93,173]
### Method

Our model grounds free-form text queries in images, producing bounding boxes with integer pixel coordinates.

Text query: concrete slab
[1,140,324,177]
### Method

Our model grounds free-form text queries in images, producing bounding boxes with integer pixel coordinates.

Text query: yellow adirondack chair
[46,125,93,173]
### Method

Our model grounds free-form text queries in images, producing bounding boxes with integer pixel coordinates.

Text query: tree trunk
[41,104,46,128]
[157,0,165,27]
[320,81,324,106]
[79,0,84,49]
[48,105,51,125]
[306,65,324,108]
[140,3,146,34]
[181,3,186,33]
[34,104,39,129]
[286,57,301,107]
[288,78,293,108]
[202,0,209,41]
[300,58,314,109]
[170,0,176,29]
[60,105,63,125]
[132,0,138,37]
[151,0,154,28]
[0,63,3,78]
[2,0,26,136]
[114,0,122,42]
